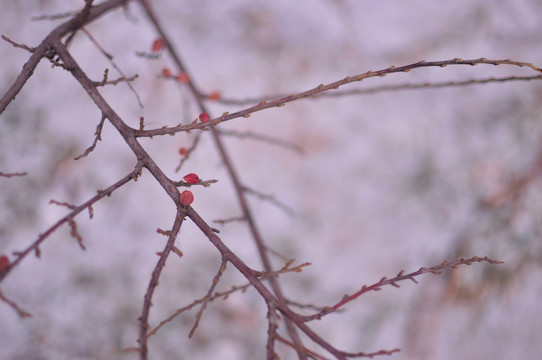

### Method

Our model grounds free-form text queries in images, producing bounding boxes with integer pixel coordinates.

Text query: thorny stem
[0,289,31,318]
[138,208,184,358]
[212,74,542,106]
[135,57,542,137]
[188,258,228,338]
[301,256,504,322]
[0,163,143,283]
[145,260,310,341]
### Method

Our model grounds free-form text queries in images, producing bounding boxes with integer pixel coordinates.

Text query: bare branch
[82,27,143,107]
[0,171,27,178]
[1,35,35,52]
[49,199,77,210]
[0,288,32,318]
[302,256,504,322]
[219,129,305,155]
[74,112,106,160]
[67,217,86,250]
[212,216,247,225]
[146,259,310,342]
[174,132,204,172]
[135,58,542,137]
[173,178,218,188]
[31,11,78,21]
[0,163,142,283]
[214,74,542,106]
[243,185,296,216]
[188,258,228,338]
[137,208,185,358]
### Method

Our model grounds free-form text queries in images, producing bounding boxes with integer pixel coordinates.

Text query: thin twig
[219,129,305,155]
[31,11,78,21]
[0,288,32,318]
[0,171,27,178]
[74,112,106,160]
[137,208,185,357]
[301,256,504,322]
[173,178,218,188]
[188,258,228,338]
[81,27,143,108]
[175,132,203,172]
[212,74,542,106]
[0,163,142,283]
[135,58,542,137]
[213,216,247,225]
[243,185,296,216]
[146,259,310,340]
[49,199,77,210]
[1,35,35,52]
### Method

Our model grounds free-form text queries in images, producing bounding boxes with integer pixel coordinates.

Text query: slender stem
[138,208,184,359]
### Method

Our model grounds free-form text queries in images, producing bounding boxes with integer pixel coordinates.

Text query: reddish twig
[1,35,35,52]
[135,58,542,137]
[0,163,142,283]
[49,199,77,210]
[174,132,203,172]
[146,259,311,341]
[213,216,247,225]
[0,171,28,178]
[0,288,32,318]
[81,27,143,107]
[137,208,185,357]
[188,258,228,338]
[211,74,542,106]
[74,112,106,160]
[187,206,401,360]
[302,256,504,322]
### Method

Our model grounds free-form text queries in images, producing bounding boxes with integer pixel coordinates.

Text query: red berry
[199,112,210,123]
[179,147,188,156]
[180,190,194,206]
[183,173,200,184]
[0,255,9,272]
[176,72,190,83]
[207,91,221,100]
[161,68,172,77]
[151,38,164,53]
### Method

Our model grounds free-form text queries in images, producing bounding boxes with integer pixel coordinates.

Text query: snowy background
[1,0,542,359]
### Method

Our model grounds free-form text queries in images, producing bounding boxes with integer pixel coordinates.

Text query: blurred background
[1,0,541,359]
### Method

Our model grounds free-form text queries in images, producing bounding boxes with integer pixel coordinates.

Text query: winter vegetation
[1,1,541,359]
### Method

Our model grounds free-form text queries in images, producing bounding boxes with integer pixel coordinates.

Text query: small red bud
[176,72,190,83]
[199,112,210,123]
[183,173,200,184]
[161,68,172,77]
[207,91,221,100]
[151,38,164,53]
[180,190,194,206]
[179,147,188,156]
[0,255,10,272]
